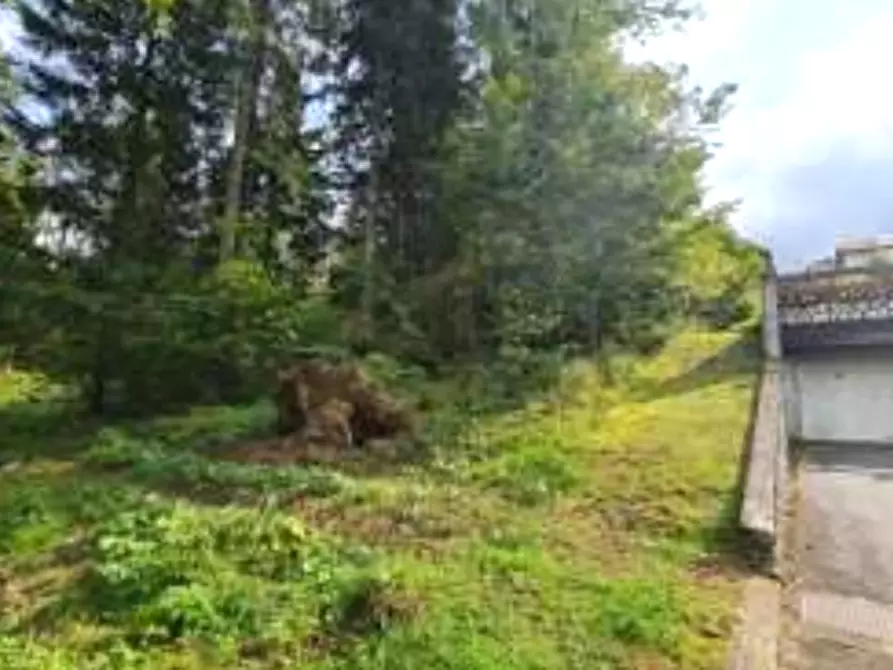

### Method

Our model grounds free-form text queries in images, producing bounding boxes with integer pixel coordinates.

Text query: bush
[695,288,757,330]
[8,261,348,415]
[0,475,148,558]
[89,502,381,643]
[0,484,70,555]
[593,579,682,651]
[477,448,581,506]
[323,572,418,638]
[112,261,347,411]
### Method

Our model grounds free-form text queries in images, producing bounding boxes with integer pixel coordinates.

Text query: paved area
[802,591,893,642]
[793,443,893,668]
[800,444,893,603]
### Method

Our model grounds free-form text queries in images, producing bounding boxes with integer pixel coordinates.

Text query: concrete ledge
[740,361,789,564]
[728,578,781,670]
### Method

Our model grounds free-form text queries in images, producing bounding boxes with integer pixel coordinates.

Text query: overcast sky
[4,2,893,270]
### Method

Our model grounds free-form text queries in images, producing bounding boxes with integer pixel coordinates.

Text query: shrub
[0,370,62,405]
[0,484,70,555]
[593,579,682,651]
[0,637,79,670]
[90,503,362,640]
[478,448,581,506]
[322,572,419,638]
[83,428,149,468]
[10,261,349,415]
[78,501,408,653]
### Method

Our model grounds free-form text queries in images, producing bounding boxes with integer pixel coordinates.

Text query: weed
[0,636,79,670]
[0,485,69,556]
[323,572,420,639]
[136,402,275,450]
[84,429,351,499]
[592,578,682,651]
[82,501,399,649]
[477,448,581,506]
[0,330,757,669]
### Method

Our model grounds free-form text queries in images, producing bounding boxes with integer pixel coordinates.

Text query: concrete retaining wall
[740,362,789,556]
[739,272,789,563]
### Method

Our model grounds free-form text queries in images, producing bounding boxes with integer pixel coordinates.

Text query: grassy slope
[0,329,759,669]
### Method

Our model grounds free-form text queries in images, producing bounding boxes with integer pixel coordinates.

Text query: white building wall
[786,352,893,443]
[837,246,893,269]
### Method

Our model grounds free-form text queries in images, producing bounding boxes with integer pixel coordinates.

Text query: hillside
[0,328,759,669]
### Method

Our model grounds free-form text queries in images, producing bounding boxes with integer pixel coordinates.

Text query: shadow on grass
[696,490,772,577]
[0,351,571,519]
[633,337,761,404]
[0,400,102,462]
[694,356,770,577]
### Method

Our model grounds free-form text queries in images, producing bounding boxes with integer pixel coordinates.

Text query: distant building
[835,236,893,270]
[805,256,835,273]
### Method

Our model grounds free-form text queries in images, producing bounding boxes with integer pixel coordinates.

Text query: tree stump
[274,361,412,451]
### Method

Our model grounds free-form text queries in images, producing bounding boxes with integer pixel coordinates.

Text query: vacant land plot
[0,330,758,669]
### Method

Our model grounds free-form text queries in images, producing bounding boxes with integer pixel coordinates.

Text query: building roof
[836,235,893,253]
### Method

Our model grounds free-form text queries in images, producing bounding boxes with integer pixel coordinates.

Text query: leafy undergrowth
[0,329,759,669]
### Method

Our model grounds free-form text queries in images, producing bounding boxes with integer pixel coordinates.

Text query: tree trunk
[361,171,378,338]
[115,35,159,258]
[220,0,270,263]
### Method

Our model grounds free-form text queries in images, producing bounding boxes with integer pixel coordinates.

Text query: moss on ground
[0,328,759,669]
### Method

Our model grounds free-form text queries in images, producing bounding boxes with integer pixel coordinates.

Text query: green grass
[0,329,759,669]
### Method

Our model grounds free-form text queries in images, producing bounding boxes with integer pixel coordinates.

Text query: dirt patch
[291,488,518,555]
[292,495,455,550]
[218,435,409,469]
[223,437,363,466]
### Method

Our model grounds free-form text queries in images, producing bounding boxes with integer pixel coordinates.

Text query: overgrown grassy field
[0,329,759,669]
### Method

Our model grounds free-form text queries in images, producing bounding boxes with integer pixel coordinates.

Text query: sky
[632,0,893,269]
[4,2,893,270]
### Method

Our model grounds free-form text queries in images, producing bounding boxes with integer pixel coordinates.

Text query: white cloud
[716,8,893,265]
[633,1,893,268]
[627,0,770,225]
[627,0,756,81]
[0,9,19,52]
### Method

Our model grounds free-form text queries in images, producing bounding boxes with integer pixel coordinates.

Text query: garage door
[793,353,893,443]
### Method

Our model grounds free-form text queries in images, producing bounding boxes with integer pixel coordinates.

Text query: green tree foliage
[671,206,765,328]
[0,38,43,366]
[0,0,764,411]
[4,0,338,409]
[1,51,22,241]
[0,47,34,252]
[334,0,467,279]
[340,0,762,357]
[10,0,332,270]
[14,0,221,265]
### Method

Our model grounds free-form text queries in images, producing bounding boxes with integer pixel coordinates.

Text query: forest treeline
[0,0,764,413]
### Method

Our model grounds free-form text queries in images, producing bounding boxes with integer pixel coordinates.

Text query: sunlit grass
[0,329,758,668]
